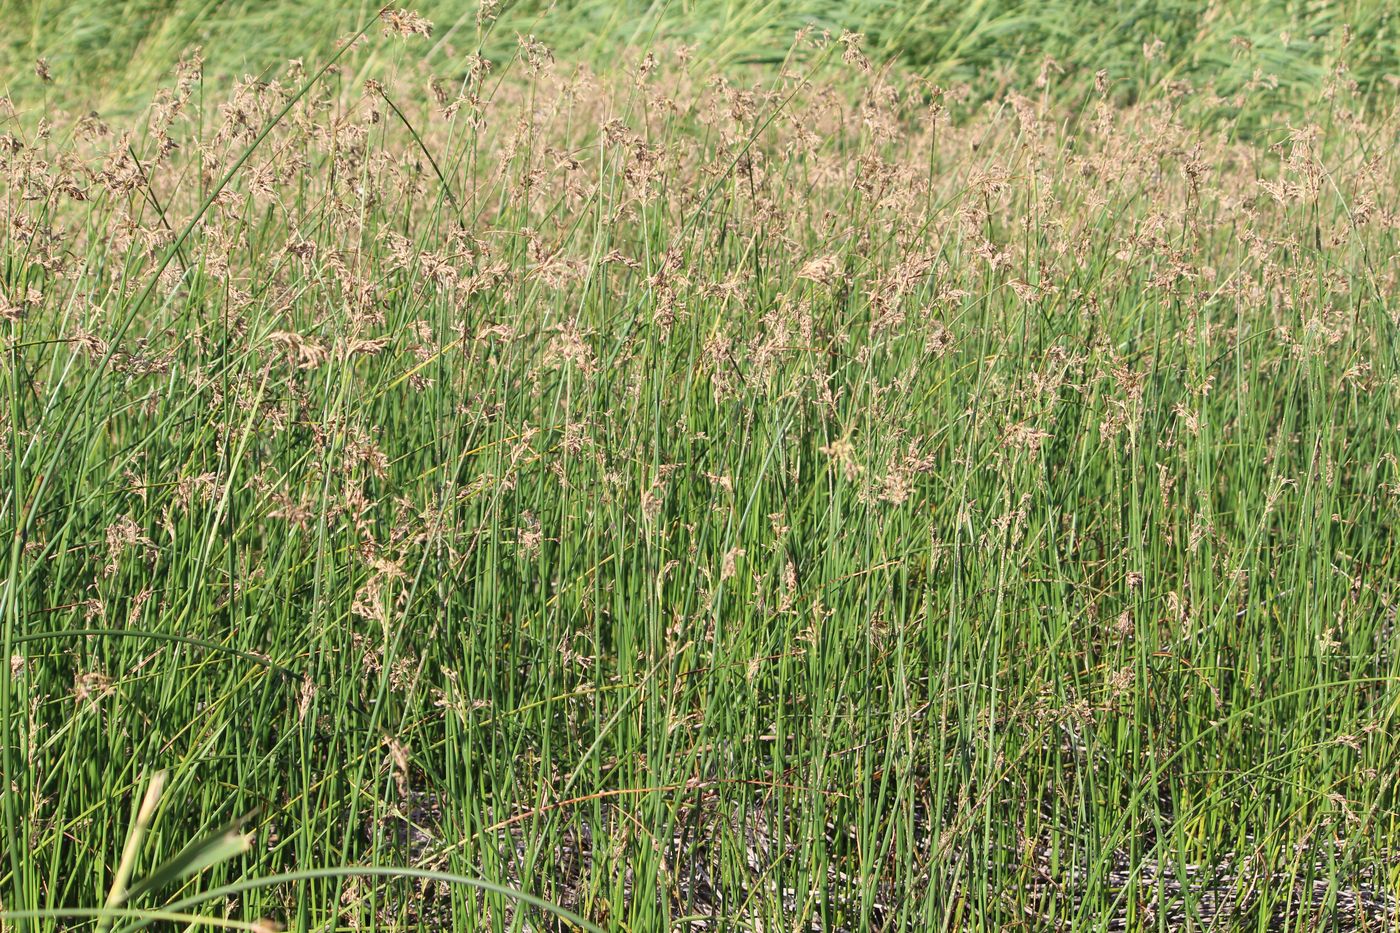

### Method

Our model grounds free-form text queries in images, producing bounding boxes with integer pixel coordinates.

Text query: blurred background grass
[3,0,1397,114]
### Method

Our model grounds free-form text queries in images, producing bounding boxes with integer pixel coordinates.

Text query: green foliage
[3,0,1397,111]
[2,3,1400,930]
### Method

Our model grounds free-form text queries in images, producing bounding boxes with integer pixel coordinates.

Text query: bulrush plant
[2,8,1400,931]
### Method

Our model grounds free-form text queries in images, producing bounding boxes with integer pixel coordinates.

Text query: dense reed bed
[2,8,1400,930]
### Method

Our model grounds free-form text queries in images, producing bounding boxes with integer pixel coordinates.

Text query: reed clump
[2,11,1399,931]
